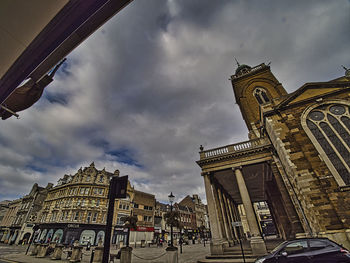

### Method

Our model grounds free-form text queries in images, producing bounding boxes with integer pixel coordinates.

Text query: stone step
[224,250,252,253]
[197,258,256,263]
[223,251,253,256]
[207,254,256,259]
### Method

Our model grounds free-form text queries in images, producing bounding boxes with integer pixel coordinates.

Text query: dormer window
[99,175,104,183]
[254,88,270,104]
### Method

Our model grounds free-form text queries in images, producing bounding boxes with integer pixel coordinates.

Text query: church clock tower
[231,62,287,139]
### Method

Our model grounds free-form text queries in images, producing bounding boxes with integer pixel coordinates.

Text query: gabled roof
[275,80,350,110]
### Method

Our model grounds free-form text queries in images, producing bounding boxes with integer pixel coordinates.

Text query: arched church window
[254,88,270,104]
[302,102,350,186]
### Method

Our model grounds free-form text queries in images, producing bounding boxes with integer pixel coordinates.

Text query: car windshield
[271,241,288,253]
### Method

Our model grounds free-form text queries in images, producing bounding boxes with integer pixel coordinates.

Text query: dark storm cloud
[0,0,349,202]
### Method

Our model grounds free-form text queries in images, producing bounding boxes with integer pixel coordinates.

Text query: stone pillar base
[120,246,133,263]
[51,244,64,260]
[92,246,103,263]
[36,244,48,258]
[69,246,83,262]
[210,241,224,255]
[30,243,40,256]
[166,246,178,263]
[222,240,229,248]
[250,236,267,256]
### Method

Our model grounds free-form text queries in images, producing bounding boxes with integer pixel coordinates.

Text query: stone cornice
[197,142,272,167]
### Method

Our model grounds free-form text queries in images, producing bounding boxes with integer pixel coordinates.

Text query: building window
[116,214,127,225]
[86,175,91,182]
[74,212,79,221]
[85,188,90,195]
[87,212,92,223]
[92,213,98,222]
[133,203,139,208]
[99,175,104,183]
[96,200,100,207]
[253,87,270,104]
[143,216,152,222]
[302,102,350,186]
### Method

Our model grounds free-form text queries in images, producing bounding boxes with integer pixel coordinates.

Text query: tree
[164,211,181,228]
[121,215,138,229]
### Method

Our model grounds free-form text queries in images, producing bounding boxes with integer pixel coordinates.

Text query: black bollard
[90,249,95,263]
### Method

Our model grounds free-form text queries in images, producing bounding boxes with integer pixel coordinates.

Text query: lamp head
[168,192,175,204]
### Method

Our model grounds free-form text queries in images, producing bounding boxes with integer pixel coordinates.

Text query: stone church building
[197,62,350,256]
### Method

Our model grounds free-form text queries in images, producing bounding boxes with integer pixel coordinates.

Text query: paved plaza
[0,243,211,263]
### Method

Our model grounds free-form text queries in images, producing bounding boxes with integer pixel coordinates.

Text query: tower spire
[234,57,240,67]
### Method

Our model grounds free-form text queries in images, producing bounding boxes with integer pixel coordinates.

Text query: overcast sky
[1,0,349,203]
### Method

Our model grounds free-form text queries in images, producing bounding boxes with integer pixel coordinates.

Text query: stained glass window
[305,103,350,185]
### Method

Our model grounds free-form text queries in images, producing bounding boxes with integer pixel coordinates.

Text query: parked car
[255,238,350,263]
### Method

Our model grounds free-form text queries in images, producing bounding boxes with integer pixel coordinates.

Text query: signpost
[232,221,245,263]
[102,175,128,263]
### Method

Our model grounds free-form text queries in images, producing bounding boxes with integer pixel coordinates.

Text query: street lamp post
[168,192,175,248]
[180,229,183,254]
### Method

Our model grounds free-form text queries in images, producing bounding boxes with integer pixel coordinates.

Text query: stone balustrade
[199,137,269,160]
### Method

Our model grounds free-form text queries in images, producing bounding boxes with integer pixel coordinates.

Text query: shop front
[129,226,154,247]
[112,226,128,245]
[37,223,106,246]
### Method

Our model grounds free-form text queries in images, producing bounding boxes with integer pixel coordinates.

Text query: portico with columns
[197,136,306,256]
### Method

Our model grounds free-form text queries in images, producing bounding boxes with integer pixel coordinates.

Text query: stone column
[223,195,235,245]
[234,167,267,256]
[226,199,238,243]
[212,184,228,246]
[203,172,224,255]
[218,189,233,246]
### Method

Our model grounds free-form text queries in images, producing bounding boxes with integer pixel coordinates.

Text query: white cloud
[0,0,349,203]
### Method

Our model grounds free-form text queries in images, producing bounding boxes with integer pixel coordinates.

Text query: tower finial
[234,57,240,67]
[342,65,350,77]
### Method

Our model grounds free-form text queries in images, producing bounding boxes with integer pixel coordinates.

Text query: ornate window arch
[253,87,270,104]
[301,100,350,186]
